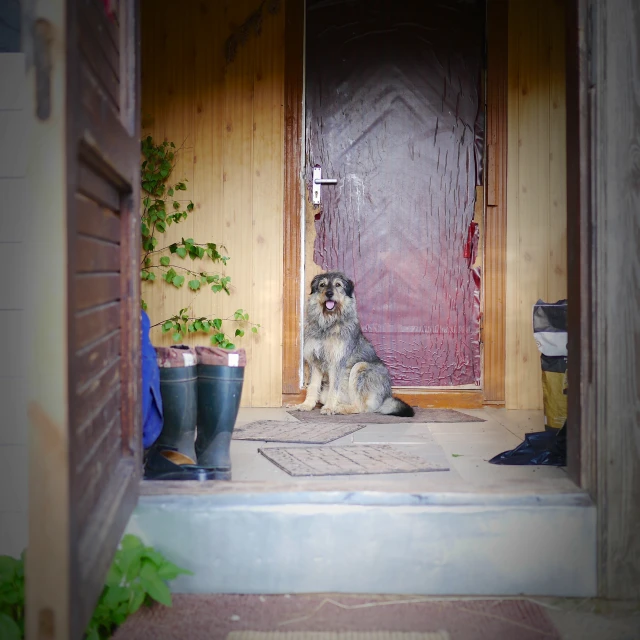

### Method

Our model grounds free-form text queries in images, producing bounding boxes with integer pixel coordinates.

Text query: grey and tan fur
[290,271,414,417]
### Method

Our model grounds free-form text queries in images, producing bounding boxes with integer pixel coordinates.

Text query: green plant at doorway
[0,535,191,640]
[140,135,259,349]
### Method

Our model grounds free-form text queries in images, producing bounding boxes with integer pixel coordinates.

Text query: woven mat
[287,407,484,424]
[233,421,367,444]
[258,444,449,477]
[228,634,450,640]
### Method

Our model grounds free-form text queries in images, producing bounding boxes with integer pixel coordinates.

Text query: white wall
[0,52,28,557]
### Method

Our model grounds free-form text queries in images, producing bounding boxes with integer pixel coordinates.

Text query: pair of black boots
[145,346,245,481]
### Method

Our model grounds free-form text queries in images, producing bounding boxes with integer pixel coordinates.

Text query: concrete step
[126,489,596,597]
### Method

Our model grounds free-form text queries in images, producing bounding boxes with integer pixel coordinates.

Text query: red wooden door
[305,0,484,387]
[26,0,141,637]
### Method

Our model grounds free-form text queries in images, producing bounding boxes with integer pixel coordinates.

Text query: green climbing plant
[140,135,259,348]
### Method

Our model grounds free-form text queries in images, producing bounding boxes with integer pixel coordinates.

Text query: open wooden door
[24,0,141,637]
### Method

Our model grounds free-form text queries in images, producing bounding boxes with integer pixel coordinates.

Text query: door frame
[281,0,508,408]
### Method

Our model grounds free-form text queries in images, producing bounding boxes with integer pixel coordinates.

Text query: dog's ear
[310,274,323,294]
[344,277,355,298]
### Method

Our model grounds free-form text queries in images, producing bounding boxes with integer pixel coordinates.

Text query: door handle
[312,165,337,204]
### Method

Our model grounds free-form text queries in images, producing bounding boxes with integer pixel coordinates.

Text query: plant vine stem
[145,264,222,278]
[151,317,258,329]
[143,242,228,256]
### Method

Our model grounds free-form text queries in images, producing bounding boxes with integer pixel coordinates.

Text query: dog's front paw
[320,405,336,415]
[288,402,315,412]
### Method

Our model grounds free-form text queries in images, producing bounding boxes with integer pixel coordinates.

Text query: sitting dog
[290,271,414,416]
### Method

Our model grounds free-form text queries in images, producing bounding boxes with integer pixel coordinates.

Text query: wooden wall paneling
[519,0,547,411]
[484,0,508,404]
[592,0,640,599]
[548,0,568,303]
[192,2,223,343]
[282,0,304,398]
[505,1,521,409]
[251,6,285,406]
[141,0,287,406]
[506,0,567,409]
[222,0,256,407]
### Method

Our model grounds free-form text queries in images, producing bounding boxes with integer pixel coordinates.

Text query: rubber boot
[155,346,198,462]
[195,346,246,480]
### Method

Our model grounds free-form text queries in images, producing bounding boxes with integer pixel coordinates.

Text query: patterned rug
[286,408,484,424]
[233,421,367,444]
[258,444,449,477]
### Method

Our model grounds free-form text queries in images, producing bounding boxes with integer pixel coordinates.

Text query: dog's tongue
[325,300,336,310]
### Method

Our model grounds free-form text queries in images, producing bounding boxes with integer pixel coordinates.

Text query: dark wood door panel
[306,0,484,387]
[67,0,142,635]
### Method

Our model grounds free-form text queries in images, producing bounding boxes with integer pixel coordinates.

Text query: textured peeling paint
[306,0,484,386]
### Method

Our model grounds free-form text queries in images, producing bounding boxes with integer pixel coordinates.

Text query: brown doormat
[228,634,450,640]
[114,594,562,640]
[233,421,367,444]
[286,408,484,424]
[258,444,449,477]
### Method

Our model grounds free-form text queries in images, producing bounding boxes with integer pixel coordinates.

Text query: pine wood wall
[506,0,568,409]
[141,0,285,407]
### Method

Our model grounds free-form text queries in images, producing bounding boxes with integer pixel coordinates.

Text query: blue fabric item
[141,310,163,448]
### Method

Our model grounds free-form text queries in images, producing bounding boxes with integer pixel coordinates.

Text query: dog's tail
[377,396,415,417]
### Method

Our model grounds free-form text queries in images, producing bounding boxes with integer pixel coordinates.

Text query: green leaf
[162,321,173,333]
[169,243,178,254]
[188,279,200,291]
[187,202,194,212]
[225,342,236,349]
[128,586,146,615]
[0,613,22,640]
[0,556,19,581]
[235,329,244,337]
[157,560,193,581]
[145,576,172,607]
[105,563,123,587]
[168,187,174,197]
[176,247,187,259]
[251,326,258,333]
[156,221,166,233]
[172,332,182,342]
[172,275,185,288]
[213,318,222,330]
[451,453,463,458]
[120,534,144,551]
[118,549,143,583]
[147,272,156,281]
[142,299,148,311]
[140,559,159,582]
[103,585,130,608]
[160,256,170,267]
[85,627,100,640]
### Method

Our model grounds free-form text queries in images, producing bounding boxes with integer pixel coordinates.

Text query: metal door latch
[312,165,337,205]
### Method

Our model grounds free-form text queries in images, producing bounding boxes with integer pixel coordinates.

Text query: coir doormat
[286,407,484,424]
[233,421,367,444]
[228,634,451,640]
[258,444,449,477]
